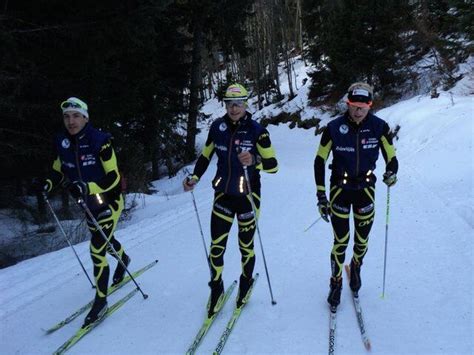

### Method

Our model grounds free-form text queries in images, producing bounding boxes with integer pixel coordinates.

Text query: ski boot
[207,279,224,318]
[112,253,131,286]
[82,296,108,328]
[327,276,342,309]
[349,259,362,293]
[236,274,254,308]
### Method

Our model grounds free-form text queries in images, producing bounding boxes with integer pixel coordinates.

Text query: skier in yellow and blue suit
[36,97,130,327]
[314,83,398,308]
[183,83,278,318]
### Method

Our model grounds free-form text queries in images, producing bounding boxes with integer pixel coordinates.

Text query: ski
[185,280,237,355]
[45,259,158,334]
[344,264,372,351]
[53,287,139,355]
[328,306,337,355]
[213,273,259,355]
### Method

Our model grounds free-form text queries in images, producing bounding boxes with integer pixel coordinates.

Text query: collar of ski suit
[224,112,252,130]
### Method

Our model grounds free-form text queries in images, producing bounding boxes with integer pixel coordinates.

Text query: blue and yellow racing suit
[314,112,398,278]
[191,112,278,281]
[47,123,127,299]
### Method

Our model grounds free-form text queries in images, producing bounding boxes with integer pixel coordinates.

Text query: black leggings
[329,185,375,278]
[87,194,125,298]
[209,191,260,282]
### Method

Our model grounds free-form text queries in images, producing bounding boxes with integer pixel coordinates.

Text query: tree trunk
[186,15,205,162]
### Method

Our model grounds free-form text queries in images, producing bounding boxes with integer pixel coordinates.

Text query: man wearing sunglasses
[37,97,130,328]
[183,83,278,318]
[314,82,398,310]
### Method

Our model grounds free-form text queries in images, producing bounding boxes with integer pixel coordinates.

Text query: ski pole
[381,186,390,299]
[184,169,211,273]
[303,216,323,232]
[243,165,277,305]
[77,199,149,299]
[42,192,95,288]
[190,190,210,263]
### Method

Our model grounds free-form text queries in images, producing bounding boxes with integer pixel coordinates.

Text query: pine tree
[303,0,417,103]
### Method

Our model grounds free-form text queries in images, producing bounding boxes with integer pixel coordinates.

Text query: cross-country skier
[34,97,130,327]
[314,82,398,308]
[183,83,278,317]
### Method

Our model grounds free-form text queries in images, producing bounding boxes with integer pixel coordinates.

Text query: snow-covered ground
[0,59,473,354]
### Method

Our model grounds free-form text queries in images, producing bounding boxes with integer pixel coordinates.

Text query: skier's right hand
[183,175,198,192]
[317,192,331,223]
[32,178,50,195]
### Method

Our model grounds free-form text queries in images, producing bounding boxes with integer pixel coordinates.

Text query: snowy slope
[1,67,473,354]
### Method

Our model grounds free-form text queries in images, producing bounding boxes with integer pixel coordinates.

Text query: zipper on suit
[225,128,238,193]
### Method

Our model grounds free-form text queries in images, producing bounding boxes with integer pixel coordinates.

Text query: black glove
[317,192,331,223]
[32,179,50,195]
[383,171,397,187]
[67,181,88,200]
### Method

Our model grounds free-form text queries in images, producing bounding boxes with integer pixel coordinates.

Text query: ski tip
[380,294,385,300]
[271,300,277,306]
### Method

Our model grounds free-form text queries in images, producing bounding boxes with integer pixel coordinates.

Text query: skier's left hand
[238,151,255,166]
[383,171,397,187]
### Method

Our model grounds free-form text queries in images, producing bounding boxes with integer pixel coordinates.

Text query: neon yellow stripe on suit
[212,193,234,222]
[46,156,64,192]
[317,139,332,161]
[381,136,396,163]
[364,187,375,202]
[246,194,260,218]
[239,238,255,273]
[52,156,62,173]
[331,231,350,277]
[353,230,369,262]
[89,195,124,297]
[238,218,255,227]
[354,209,375,220]
[210,232,228,281]
[256,142,278,173]
[212,210,234,223]
[330,188,349,218]
[89,144,120,194]
[201,142,215,160]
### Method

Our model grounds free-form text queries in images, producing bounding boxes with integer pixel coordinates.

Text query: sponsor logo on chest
[361,137,378,149]
[80,154,97,166]
[335,146,355,153]
[235,138,253,151]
